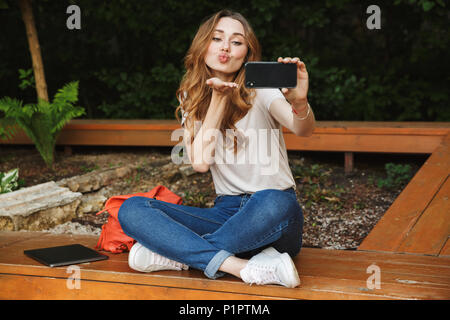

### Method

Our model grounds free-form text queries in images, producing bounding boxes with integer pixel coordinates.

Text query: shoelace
[243,262,281,285]
[152,252,186,270]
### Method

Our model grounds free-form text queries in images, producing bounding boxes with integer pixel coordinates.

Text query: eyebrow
[214,29,245,38]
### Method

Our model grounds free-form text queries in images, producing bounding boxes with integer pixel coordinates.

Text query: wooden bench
[1,232,449,300]
[2,120,449,173]
[358,133,450,256]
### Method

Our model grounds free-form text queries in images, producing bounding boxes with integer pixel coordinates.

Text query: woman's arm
[184,92,226,172]
[184,78,238,172]
[268,97,315,137]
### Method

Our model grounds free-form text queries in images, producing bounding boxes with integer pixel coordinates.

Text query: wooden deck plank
[283,133,443,153]
[2,120,449,153]
[396,177,450,255]
[358,134,450,253]
[0,274,284,300]
[439,238,450,257]
[0,231,46,249]
[3,247,449,290]
[1,232,449,300]
[6,119,450,132]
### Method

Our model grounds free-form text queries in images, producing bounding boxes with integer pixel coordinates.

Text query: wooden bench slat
[3,120,449,153]
[440,238,450,257]
[61,120,450,135]
[358,134,450,254]
[46,119,450,130]
[298,244,450,266]
[0,274,282,300]
[396,176,450,255]
[283,133,443,153]
[298,258,450,289]
[6,130,445,153]
[1,232,449,300]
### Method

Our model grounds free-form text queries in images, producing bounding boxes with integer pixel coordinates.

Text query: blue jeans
[118,188,303,279]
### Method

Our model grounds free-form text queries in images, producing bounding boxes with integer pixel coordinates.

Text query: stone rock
[57,165,137,193]
[76,192,107,216]
[0,181,82,231]
[161,163,182,183]
[0,165,150,231]
[74,179,144,216]
[14,200,81,231]
[179,165,196,177]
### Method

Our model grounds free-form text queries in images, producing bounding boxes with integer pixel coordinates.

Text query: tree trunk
[18,0,48,102]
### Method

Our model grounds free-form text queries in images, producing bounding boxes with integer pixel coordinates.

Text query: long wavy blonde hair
[175,9,261,150]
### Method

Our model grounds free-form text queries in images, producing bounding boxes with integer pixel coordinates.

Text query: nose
[221,40,229,52]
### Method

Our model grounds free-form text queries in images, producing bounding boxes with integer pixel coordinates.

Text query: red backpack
[95,185,182,253]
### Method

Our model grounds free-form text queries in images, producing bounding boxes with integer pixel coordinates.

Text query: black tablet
[24,244,108,267]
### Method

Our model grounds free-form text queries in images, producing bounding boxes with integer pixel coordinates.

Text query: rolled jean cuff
[204,250,233,279]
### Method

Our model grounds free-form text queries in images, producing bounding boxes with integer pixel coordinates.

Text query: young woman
[118,9,315,288]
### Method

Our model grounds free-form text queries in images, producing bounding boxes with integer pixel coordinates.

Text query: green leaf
[0,117,20,141]
[52,81,79,109]
[0,168,19,194]
[422,1,435,11]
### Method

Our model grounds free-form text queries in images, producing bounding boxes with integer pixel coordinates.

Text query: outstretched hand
[206,77,239,95]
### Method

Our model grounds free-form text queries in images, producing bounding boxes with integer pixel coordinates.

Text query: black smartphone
[244,62,297,89]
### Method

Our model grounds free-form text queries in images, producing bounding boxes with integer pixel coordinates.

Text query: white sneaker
[240,247,300,288]
[128,242,189,272]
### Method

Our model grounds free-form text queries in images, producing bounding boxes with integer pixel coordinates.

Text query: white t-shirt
[182,88,296,195]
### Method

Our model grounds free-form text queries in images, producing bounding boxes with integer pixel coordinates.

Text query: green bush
[95,65,182,119]
[377,163,413,190]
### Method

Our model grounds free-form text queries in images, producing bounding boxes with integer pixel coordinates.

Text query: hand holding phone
[244,62,297,89]
[276,57,309,105]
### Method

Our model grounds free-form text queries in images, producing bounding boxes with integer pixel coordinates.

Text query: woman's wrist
[292,99,310,119]
[292,98,308,112]
[211,89,228,99]
[211,90,228,110]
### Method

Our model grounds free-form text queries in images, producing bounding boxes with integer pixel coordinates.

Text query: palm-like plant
[0,81,85,167]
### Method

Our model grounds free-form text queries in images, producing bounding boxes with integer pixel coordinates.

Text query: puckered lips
[218,53,230,63]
